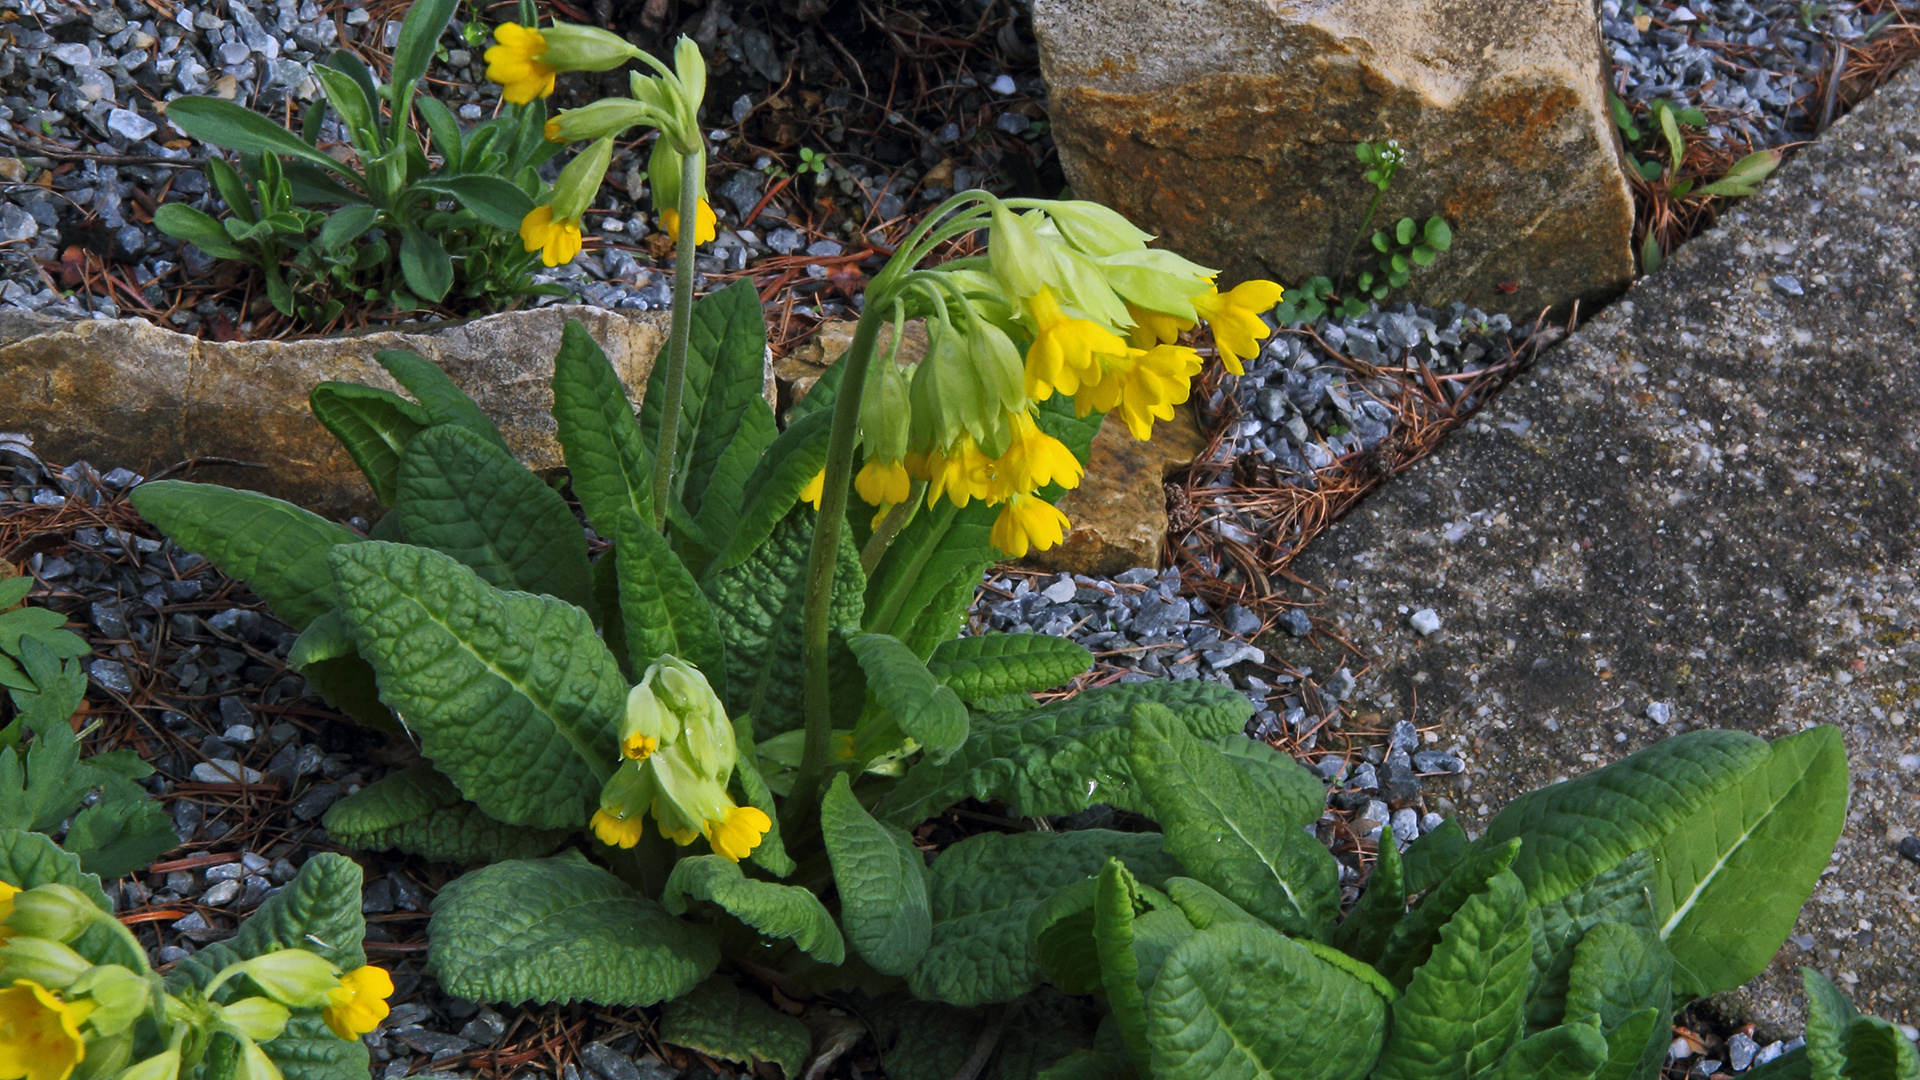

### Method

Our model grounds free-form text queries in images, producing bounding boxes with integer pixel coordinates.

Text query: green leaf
[0,710,88,832]
[289,615,401,732]
[1094,859,1155,1072]
[1748,1048,1814,1080]
[846,632,968,763]
[128,481,359,630]
[661,855,845,964]
[1642,232,1665,274]
[910,828,1181,1006]
[1331,823,1405,965]
[0,829,143,970]
[166,97,360,180]
[609,508,727,697]
[375,349,512,453]
[864,498,994,642]
[1401,817,1468,895]
[65,790,178,881]
[1659,101,1685,171]
[312,65,377,151]
[396,424,593,611]
[709,409,834,575]
[0,576,30,608]
[1563,922,1673,1080]
[638,280,772,519]
[1212,734,1326,830]
[926,633,1093,700]
[398,227,453,303]
[309,382,430,505]
[1525,849,1658,1032]
[1128,703,1339,937]
[868,990,1104,1080]
[1147,922,1386,1080]
[1653,726,1848,997]
[730,729,794,879]
[173,853,367,991]
[1475,1024,1611,1080]
[821,774,929,975]
[1424,216,1452,250]
[873,679,1254,826]
[1372,869,1531,1080]
[152,203,246,259]
[412,95,464,170]
[428,854,718,1006]
[1030,878,1108,995]
[1395,217,1415,245]
[551,319,654,537]
[1374,838,1520,989]
[389,0,458,101]
[328,542,626,828]
[657,977,811,1079]
[1638,158,1665,181]
[415,176,534,231]
[1163,876,1265,932]
[1807,966,1859,1080]
[1837,1017,1920,1080]
[321,763,570,863]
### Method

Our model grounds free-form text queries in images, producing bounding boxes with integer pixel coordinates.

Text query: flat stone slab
[1283,66,1920,1029]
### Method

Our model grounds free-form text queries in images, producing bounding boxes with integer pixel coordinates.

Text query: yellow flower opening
[0,883,19,940]
[799,469,825,510]
[484,24,556,105]
[990,494,1070,558]
[854,458,911,507]
[622,733,660,761]
[1072,344,1203,441]
[519,206,583,268]
[0,980,94,1080]
[1023,287,1129,401]
[543,118,564,143]
[1191,280,1284,375]
[988,412,1082,502]
[1125,303,1191,351]
[320,967,392,1042]
[591,809,646,850]
[913,437,993,509]
[659,199,717,246]
[705,805,772,863]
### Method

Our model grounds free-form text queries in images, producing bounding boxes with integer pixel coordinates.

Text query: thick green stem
[649,150,703,530]
[785,308,888,823]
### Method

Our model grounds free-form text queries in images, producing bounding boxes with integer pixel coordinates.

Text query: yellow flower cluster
[591,657,772,862]
[0,880,391,1080]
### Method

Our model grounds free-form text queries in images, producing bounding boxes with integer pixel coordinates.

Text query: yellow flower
[622,733,659,761]
[799,469,825,510]
[1125,302,1191,350]
[1023,287,1130,401]
[0,883,18,941]
[591,809,646,850]
[989,411,1082,501]
[704,805,772,863]
[855,458,911,507]
[519,206,583,267]
[990,494,1070,558]
[1191,280,1284,375]
[913,437,993,509]
[0,980,94,1080]
[1073,344,1202,441]
[543,118,563,143]
[483,24,556,105]
[658,199,717,246]
[320,967,392,1041]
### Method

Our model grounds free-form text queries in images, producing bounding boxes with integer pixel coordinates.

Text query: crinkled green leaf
[609,508,727,698]
[897,549,995,660]
[1372,870,1532,1080]
[709,409,833,575]
[375,349,510,452]
[288,612,400,732]
[1402,816,1469,896]
[821,773,929,976]
[867,990,1104,1080]
[873,680,1255,826]
[1163,876,1265,931]
[1375,838,1520,990]
[260,1014,371,1080]
[1093,859,1155,1072]
[1564,922,1673,1080]
[1526,850,1658,1032]
[639,281,768,517]
[173,853,366,991]
[322,763,570,864]
[328,542,626,829]
[927,632,1093,700]
[1146,922,1385,1080]
[1128,703,1338,938]
[662,854,845,964]
[551,319,653,536]
[309,382,430,505]
[129,481,358,630]
[658,976,810,1079]
[1837,1017,1920,1080]
[863,499,995,644]
[1213,734,1326,830]
[911,828,1181,1006]
[1475,1023,1610,1080]
[1331,823,1405,965]
[1652,725,1849,997]
[846,631,967,763]
[428,854,717,1006]
[1808,965,1859,1080]
[396,424,593,611]
[730,724,794,878]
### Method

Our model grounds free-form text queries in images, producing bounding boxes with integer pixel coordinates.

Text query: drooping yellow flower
[1191,280,1284,375]
[320,967,392,1041]
[990,494,1070,558]
[519,206,583,268]
[912,437,993,509]
[1022,287,1130,401]
[989,411,1082,501]
[591,809,646,849]
[0,980,94,1080]
[1072,344,1203,441]
[1125,302,1191,350]
[622,733,659,761]
[484,24,556,105]
[799,469,825,510]
[659,199,717,246]
[706,805,772,863]
[0,883,18,941]
[855,457,911,507]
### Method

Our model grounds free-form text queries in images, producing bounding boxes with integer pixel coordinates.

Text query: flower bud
[234,1036,285,1080]
[217,998,291,1043]
[648,658,732,778]
[671,36,707,121]
[113,1049,181,1080]
[0,936,93,988]
[1042,200,1153,256]
[232,950,340,1009]
[549,137,614,225]
[68,965,150,1036]
[547,99,655,144]
[989,201,1051,299]
[1098,249,1215,322]
[72,1029,133,1080]
[4,884,103,942]
[537,23,643,72]
[646,140,708,218]
[859,357,912,465]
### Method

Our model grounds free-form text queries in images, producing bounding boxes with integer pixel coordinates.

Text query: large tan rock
[0,306,672,517]
[1025,405,1209,576]
[1033,0,1635,318]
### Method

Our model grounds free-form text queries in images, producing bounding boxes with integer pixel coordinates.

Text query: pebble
[1647,700,1673,724]
[191,759,264,784]
[1727,1032,1758,1071]
[1896,835,1920,867]
[1409,608,1443,636]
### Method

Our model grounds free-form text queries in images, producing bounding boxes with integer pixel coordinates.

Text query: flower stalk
[650,147,704,530]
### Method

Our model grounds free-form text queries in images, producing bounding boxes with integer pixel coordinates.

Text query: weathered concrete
[0,306,672,517]
[1281,66,1920,1028]
[1033,0,1636,318]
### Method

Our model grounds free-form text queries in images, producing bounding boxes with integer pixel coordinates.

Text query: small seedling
[797,147,829,178]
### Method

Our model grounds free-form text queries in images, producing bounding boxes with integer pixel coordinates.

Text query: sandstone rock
[1024,404,1208,576]
[0,306,671,517]
[1033,0,1635,318]
[776,319,927,418]
[1281,67,1920,1029]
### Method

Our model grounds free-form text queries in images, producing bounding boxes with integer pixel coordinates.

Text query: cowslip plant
[0,828,388,1080]
[1,576,176,880]
[155,0,580,318]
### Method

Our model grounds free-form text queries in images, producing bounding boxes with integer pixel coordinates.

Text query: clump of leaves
[155,0,564,324]
[0,575,177,879]
[1609,93,1782,274]
[1355,215,1453,303]
[1277,140,1454,324]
